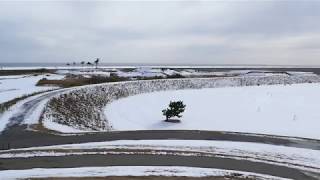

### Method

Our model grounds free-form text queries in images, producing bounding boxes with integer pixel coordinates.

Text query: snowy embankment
[0,166,289,180]
[0,74,64,104]
[42,74,320,133]
[1,140,320,173]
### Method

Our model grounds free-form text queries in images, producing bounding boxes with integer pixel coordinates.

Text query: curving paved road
[1,153,319,180]
[1,89,320,179]
[2,125,320,151]
[1,129,320,179]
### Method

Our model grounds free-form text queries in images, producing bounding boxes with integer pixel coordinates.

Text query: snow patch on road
[0,166,290,180]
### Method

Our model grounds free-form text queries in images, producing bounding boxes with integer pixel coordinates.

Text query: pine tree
[162,101,186,121]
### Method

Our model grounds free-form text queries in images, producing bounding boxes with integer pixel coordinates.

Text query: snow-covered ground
[43,118,98,133]
[54,67,316,79]
[115,67,167,78]
[0,88,68,132]
[105,83,320,139]
[0,74,64,104]
[0,166,290,180]
[55,67,244,78]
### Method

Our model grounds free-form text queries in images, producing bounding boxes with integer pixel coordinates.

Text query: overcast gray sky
[1,1,320,65]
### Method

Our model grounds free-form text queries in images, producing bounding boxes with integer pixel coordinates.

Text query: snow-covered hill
[42,74,320,133]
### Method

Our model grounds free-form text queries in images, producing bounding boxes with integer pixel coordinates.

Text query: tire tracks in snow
[3,89,69,130]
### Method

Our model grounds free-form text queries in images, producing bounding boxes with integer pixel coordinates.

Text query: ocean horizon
[0,62,318,68]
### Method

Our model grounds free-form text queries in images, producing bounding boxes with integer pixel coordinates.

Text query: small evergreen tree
[162,101,186,121]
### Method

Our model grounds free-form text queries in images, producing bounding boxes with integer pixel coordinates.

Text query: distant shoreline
[2,64,320,70]
[1,62,320,69]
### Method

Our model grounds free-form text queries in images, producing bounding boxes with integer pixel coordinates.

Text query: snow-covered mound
[42,75,320,132]
[105,84,320,139]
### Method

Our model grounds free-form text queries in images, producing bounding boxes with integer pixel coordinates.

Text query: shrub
[162,101,186,121]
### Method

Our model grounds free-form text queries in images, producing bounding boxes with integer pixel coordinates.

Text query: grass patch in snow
[36,75,130,88]
[36,74,187,88]
[0,69,54,76]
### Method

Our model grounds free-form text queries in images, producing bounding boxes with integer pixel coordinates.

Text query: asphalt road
[1,125,320,151]
[1,126,320,179]
[1,154,319,180]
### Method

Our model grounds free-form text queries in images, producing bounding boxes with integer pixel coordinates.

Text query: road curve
[0,154,319,180]
[4,89,69,130]
[1,126,320,151]
[1,89,320,180]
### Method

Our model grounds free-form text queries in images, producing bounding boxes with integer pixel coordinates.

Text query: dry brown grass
[36,76,130,88]
[0,69,54,76]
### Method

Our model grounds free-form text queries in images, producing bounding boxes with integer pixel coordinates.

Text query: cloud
[0,1,320,65]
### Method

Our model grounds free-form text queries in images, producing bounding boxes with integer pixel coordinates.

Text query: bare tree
[94,58,100,69]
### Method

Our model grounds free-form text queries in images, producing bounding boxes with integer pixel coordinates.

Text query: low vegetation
[36,73,186,88]
[0,68,54,76]
[36,75,130,88]
[136,74,185,80]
